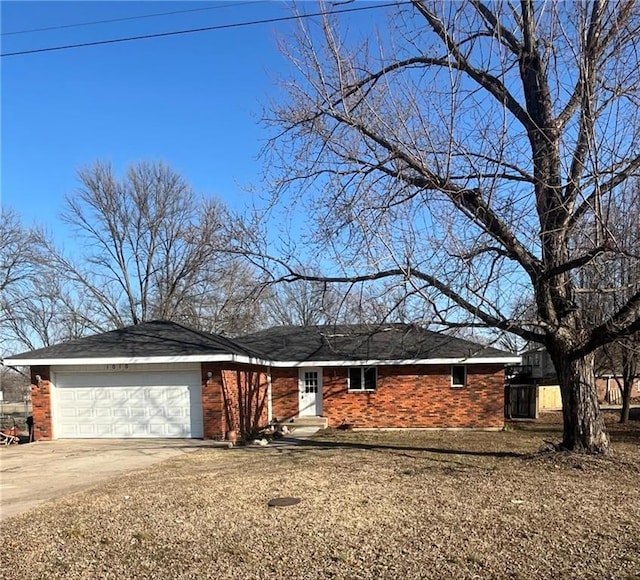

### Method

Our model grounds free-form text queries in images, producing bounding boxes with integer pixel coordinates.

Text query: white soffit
[4,355,521,367]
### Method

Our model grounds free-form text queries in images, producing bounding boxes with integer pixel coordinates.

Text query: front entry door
[298,368,322,416]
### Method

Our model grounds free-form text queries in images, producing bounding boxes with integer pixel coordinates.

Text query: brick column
[30,365,53,440]
[201,364,224,439]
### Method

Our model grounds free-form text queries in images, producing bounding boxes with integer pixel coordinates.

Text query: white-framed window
[303,371,319,394]
[451,365,466,388]
[348,367,377,391]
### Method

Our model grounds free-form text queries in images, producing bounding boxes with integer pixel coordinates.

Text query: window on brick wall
[451,365,466,388]
[348,367,377,391]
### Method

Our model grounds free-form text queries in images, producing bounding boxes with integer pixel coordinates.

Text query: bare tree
[1,264,100,352]
[0,208,74,351]
[579,183,640,423]
[182,258,266,337]
[43,161,264,334]
[0,366,30,404]
[0,207,38,295]
[254,1,640,453]
[600,337,639,423]
[263,277,378,326]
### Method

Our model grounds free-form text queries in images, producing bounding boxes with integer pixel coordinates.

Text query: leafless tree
[181,258,266,337]
[0,207,40,322]
[0,207,38,295]
[2,268,97,352]
[0,208,67,354]
[263,278,366,326]
[254,0,640,453]
[578,183,640,423]
[600,337,639,423]
[0,366,30,404]
[43,161,265,334]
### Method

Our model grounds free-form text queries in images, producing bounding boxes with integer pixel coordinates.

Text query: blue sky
[1,1,384,243]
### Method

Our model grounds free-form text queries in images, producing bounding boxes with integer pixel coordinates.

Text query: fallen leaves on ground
[1,421,639,580]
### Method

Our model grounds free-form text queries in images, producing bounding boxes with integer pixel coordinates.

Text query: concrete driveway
[0,439,218,521]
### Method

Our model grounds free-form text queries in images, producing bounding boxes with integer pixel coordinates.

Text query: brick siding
[272,364,505,429]
[220,365,269,437]
[202,363,269,440]
[201,364,225,439]
[271,367,299,422]
[31,362,504,440]
[30,365,52,440]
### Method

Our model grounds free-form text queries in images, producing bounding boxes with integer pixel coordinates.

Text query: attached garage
[4,321,269,440]
[52,364,203,438]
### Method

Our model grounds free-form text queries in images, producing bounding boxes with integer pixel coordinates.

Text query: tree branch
[410,0,532,130]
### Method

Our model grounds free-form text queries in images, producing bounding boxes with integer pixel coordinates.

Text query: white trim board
[4,355,521,367]
[3,354,270,367]
[269,356,521,367]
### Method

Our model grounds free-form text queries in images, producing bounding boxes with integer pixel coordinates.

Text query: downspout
[267,367,273,424]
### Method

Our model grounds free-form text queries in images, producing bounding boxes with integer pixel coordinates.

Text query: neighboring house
[507,347,640,418]
[521,348,557,383]
[2,321,519,441]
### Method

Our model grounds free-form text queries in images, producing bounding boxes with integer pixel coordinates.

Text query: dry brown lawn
[1,411,639,580]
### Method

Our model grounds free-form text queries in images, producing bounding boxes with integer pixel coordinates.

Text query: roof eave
[2,354,272,367]
[269,356,520,367]
[3,355,520,367]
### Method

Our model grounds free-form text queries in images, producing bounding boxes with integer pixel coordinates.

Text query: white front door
[298,368,322,416]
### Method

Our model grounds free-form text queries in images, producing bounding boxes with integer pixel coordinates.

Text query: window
[451,365,466,388]
[348,367,377,391]
[303,371,319,393]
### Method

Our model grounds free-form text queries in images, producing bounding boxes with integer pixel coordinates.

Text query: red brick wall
[201,363,269,440]
[271,365,504,428]
[271,364,505,429]
[220,365,269,437]
[201,364,225,439]
[323,365,505,428]
[30,365,52,440]
[31,361,503,440]
[271,368,299,422]
[596,376,640,403]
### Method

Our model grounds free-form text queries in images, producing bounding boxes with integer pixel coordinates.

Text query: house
[507,346,640,418]
[2,321,519,441]
[241,324,518,430]
[505,347,562,418]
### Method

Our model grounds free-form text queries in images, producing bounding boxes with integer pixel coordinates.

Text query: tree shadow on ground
[270,435,525,458]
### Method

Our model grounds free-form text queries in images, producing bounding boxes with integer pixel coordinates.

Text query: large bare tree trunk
[620,383,631,424]
[552,350,610,453]
[618,351,635,424]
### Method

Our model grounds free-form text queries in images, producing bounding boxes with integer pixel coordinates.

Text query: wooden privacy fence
[505,384,537,419]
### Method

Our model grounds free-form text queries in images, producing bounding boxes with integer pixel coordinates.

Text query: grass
[1,411,639,580]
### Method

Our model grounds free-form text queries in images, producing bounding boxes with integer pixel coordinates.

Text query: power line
[1,1,403,58]
[2,2,261,36]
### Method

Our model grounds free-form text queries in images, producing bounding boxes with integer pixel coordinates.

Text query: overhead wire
[1,1,406,58]
[2,2,261,36]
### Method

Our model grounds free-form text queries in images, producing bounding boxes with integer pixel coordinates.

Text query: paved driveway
[0,439,218,521]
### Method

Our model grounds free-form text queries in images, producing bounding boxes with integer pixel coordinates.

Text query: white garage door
[53,369,203,438]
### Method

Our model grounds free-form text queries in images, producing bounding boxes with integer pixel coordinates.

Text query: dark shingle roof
[239,324,514,362]
[5,322,516,365]
[5,320,266,361]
